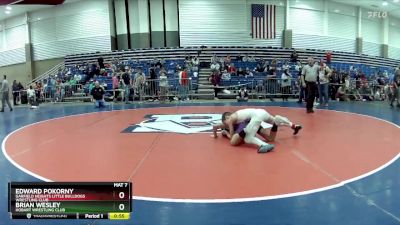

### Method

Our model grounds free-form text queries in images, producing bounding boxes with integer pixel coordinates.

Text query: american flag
[251,4,276,39]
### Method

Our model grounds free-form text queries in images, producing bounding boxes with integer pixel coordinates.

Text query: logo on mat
[122,114,222,134]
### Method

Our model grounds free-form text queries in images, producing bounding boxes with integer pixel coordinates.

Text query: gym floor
[1,100,399,225]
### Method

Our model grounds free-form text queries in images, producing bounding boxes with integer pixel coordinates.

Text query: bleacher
[55,46,400,101]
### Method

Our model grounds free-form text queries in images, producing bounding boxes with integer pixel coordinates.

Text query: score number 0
[118,191,126,211]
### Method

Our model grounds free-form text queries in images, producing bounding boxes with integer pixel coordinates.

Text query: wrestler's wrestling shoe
[258,144,275,153]
[293,125,302,135]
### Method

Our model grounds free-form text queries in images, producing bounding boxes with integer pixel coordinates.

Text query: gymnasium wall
[179,0,399,59]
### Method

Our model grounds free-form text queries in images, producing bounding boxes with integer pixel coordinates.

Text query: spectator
[149,68,157,101]
[98,57,105,69]
[47,76,56,102]
[155,59,163,68]
[282,61,290,71]
[210,62,220,71]
[90,81,106,108]
[266,60,277,102]
[237,67,245,76]
[227,63,237,75]
[326,51,332,64]
[134,68,146,100]
[329,69,339,100]
[301,57,320,113]
[159,71,169,102]
[179,68,190,101]
[209,70,222,100]
[290,49,298,63]
[221,69,231,80]
[112,73,120,102]
[224,54,232,66]
[255,63,264,73]
[390,68,400,107]
[192,56,200,72]
[12,80,19,106]
[35,82,42,102]
[336,84,348,101]
[245,67,254,77]
[27,85,36,108]
[210,54,219,64]
[0,75,13,112]
[237,88,249,102]
[281,69,292,101]
[121,69,131,103]
[318,63,332,107]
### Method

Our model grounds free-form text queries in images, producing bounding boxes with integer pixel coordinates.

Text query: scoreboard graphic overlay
[8,182,132,220]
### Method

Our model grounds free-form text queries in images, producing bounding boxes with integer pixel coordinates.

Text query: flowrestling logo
[122,114,223,134]
[122,113,272,134]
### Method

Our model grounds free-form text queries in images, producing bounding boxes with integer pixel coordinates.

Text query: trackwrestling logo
[122,114,222,134]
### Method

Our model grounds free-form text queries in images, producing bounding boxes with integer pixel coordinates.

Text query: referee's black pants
[306,81,317,111]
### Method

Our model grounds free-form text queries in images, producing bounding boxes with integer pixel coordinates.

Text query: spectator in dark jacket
[237,88,249,102]
[90,81,106,108]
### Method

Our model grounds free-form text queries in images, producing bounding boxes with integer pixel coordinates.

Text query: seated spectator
[90,81,106,108]
[290,49,298,63]
[237,67,245,76]
[27,85,36,108]
[336,84,348,101]
[221,70,231,80]
[237,88,249,102]
[210,62,220,71]
[282,61,290,71]
[192,56,200,72]
[244,67,253,77]
[255,63,265,73]
[227,63,237,75]
[155,58,163,68]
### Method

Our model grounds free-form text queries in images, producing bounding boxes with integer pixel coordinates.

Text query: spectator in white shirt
[221,70,231,80]
[210,62,220,71]
[281,69,292,101]
[27,85,36,106]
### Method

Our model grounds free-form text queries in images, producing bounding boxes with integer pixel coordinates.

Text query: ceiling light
[382,1,388,6]
[6,6,11,10]
[5,11,11,14]
[334,9,340,13]
[37,18,41,20]
[394,0,399,3]
[279,2,284,6]
[391,23,396,26]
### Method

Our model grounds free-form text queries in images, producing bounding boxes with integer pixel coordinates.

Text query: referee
[301,57,320,113]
